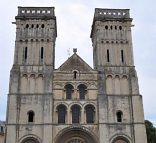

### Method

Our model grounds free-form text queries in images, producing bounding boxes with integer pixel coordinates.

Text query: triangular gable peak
[57,53,94,72]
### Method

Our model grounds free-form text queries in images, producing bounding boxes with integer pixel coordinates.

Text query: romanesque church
[5,6,147,143]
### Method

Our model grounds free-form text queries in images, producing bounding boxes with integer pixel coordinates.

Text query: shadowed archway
[55,126,98,143]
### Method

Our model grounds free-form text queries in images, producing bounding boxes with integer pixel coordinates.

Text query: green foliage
[145,120,156,143]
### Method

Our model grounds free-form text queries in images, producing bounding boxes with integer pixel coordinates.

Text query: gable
[57,54,94,72]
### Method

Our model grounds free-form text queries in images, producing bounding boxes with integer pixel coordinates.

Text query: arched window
[85,105,95,123]
[78,84,87,99]
[65,84,74,99]
[24,47,27,62]
[41,47,44,60]
[28,111,35,122]
[121,50,124,63]
[116,111,123,122]
[73,71,77,79]
[57,104,66,124]
[71,105,81,123]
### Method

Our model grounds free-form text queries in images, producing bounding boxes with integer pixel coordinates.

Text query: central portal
[55,126,97,143]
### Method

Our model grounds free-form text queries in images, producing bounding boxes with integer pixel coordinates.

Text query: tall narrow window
[28,111,34,123]
[107,49,110,62]
[116,111,123,122]
[73,71,77,79]
[57,105,66,124]
[78,84,87,99]
[85,105,95,123]
[24,47,27,61]
[41,47,44,60]
[65,84,74,99]
[71,105,81,123]
[121,50,124,63]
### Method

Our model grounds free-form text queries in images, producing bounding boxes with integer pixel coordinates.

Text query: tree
[145,120,156,143]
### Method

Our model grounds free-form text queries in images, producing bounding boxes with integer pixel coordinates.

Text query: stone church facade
[5,7,147,143]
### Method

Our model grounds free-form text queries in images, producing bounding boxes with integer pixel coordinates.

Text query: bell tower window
[121,50,124,63]
[24,47,27,62]
[107,49,110,62]
[41,47,44,60]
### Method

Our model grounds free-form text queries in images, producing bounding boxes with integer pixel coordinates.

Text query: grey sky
[0,0,156,126]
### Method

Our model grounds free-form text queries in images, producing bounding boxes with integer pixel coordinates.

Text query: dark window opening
[31,24,34,28]
[71,105,81,123]
[41,47,44,60]
[85,105,95,123]
[121,50,124,63]
[65,84,74,99]
[73,71,77,79]
[105,25,108,30]
[41,24,45,28]
[28,111,34,122]
[110,25,113,29]
[57,105,66,124]
[26,24,29,28]
[116,111,123,122]
[107,49,110,62]
[115,26,117,30]
[78,84,87,99]
[119,26,122,30]
[36,24,39,28]
[24,47,27,61]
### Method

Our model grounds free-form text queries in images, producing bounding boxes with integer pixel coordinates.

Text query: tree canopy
[145,120,156,143]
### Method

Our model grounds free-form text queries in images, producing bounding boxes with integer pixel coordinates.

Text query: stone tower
[5,7,57,143]
[5,7,147,143]
[90,8,147,143]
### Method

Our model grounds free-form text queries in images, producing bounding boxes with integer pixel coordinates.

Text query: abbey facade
[5,7,147,143]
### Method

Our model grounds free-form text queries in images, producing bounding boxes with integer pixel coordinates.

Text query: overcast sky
[0,0,156,126]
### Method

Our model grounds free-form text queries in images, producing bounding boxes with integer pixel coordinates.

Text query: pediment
[57,53,94,72]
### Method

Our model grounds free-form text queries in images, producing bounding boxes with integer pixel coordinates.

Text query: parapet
[16,6,55,19]
[94,8,131,20]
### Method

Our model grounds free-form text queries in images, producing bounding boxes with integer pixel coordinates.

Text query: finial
[73,48,77,54]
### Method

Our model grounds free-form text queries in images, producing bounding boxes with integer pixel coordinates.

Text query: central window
[71,105,81,123]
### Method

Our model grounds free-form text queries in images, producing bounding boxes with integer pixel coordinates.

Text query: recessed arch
[55,126,98,143]
[85,104,95,123]
[110,135,131,143]
[56,104,67,124]
[19,134,41,143]
[64,84,74,99]
[77,84,87,99]
[71,104,81,124]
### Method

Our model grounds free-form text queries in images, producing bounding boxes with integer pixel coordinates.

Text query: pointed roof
[57,53,94,72]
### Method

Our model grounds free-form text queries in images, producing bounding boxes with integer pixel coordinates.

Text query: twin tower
[5,7,147,143]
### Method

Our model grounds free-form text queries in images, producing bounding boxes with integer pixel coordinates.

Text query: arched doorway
[112,136,130,143]
[21,137,40,143]
[55,126,97,143]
